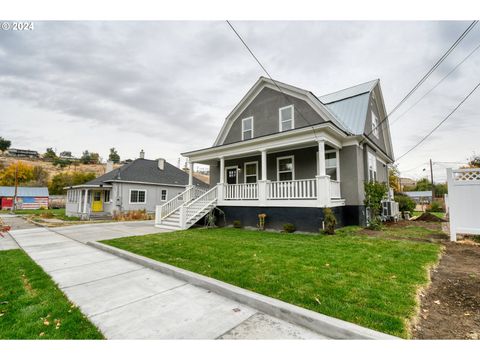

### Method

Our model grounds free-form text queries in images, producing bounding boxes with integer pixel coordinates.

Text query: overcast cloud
[1,21,479,181]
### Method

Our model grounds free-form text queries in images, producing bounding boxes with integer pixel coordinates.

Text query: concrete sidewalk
[9,227,326,339]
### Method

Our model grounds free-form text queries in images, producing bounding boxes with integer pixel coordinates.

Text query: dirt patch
[414,212,446,222]
[412,242,480,339]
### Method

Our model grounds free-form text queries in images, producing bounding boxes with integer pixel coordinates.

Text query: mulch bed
[412,241,480,339]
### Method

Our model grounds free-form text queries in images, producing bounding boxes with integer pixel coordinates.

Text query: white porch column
[261,149,267,180]
[219,156,225,183]
[258,149,268,205]
[188,159,194,186]
[318,139,326,176]
[316,139,330,206]
[217,156,225,203]
[83,189,89,214]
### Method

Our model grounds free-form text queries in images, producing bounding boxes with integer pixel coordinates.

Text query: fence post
[446,168,456,241]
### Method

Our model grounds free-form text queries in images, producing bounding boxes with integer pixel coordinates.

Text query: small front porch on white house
[186,138,345,208]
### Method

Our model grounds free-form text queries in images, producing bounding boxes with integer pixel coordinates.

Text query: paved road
[9,226,326,339]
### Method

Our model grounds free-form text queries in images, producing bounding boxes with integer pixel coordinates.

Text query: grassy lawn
[103,226,442,338]
[0,249,103,339]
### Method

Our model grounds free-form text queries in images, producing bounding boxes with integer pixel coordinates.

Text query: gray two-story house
[66,156,207,219]
[156,77,394,231]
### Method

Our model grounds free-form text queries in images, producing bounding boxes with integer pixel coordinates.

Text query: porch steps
[156,186,218,230]
[89,213,113,220]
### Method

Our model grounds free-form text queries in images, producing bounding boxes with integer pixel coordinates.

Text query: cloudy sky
[1,21,479,181]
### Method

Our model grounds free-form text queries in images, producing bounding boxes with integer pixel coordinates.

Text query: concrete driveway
[1,214,38,250]
[9,225,326,339]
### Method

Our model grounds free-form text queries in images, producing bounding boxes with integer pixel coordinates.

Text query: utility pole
[429,158,435,200]
[13,161,18,212]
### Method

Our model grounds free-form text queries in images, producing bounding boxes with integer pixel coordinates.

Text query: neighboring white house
[446,168,480,241]
[65,154,207,219]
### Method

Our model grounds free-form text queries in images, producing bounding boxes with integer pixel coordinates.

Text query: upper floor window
[371,111,379,138]
[279,105,294,132]
[367,152,377,181]
[242,117,253,140]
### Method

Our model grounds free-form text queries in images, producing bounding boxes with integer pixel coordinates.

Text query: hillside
[0,155,121,181]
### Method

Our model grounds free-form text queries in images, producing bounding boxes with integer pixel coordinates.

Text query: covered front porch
[65,185,113,219]
[186,136,345,208]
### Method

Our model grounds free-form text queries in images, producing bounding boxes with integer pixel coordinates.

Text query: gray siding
[364,89,391,158]
[340,145,365,206]
[222,87,327,145]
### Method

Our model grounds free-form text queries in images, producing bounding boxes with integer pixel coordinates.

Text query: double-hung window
[277,156,294,181]
[279,105,294,132]
[104,190,110,202]
[161,189,167,201]
[325,151,338,180]
[367,152,377,181]
[242,117,253,140]
[244,162,258,183]
[371,111,379,138]
[130,189,146,204]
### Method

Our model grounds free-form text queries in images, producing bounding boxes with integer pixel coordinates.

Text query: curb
[87,241,398,340]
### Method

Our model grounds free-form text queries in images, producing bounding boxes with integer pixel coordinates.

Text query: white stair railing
[181,185,218,228]
[157,185,206,222]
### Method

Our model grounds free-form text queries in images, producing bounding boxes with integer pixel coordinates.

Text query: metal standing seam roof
[317,79,379,136]
[83,158,208,187]
[0,186,49,197]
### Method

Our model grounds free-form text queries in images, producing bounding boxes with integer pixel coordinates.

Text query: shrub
[323,207,337,235]
[112,209,152,221]
[233,220,242,228]
[364,181,388,229]
[394,193,416,213]
[257,213,267,231]
[427,201,444,213]
[40,211,54,219]
[283,223,296,233]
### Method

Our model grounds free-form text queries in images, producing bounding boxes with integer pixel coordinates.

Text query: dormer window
[279,105,294,132]
[242,117,253,140]
[371,111,379,138]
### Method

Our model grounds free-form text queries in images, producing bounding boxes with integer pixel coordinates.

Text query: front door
[91,191,103,212]
[226,167,238,184]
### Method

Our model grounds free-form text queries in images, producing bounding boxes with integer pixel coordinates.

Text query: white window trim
[244,161,259,183]
[104,189,111,203]
[161,189,168,201]
[279,105,294,132]
[367,152,377,181]
[129,189,147,204]
[225,166,239,184]
[316,149,340,181]
[276,155,295,181]
[371,110,379,138]
[241,116,254,141]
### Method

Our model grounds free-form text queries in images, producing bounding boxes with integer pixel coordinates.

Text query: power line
[226,20,349,140]
[362,20,478,142]
[391,40,480,127]
[396,80,480,162]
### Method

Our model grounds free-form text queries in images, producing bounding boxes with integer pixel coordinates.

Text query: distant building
[399,177,416,191]
[0,186,49,210]
[404,191,433,204]
[6,148,40,158]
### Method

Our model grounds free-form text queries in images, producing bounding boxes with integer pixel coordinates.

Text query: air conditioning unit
[381,200,400,221]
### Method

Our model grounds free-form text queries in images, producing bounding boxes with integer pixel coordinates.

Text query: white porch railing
[267,179,317,199]
[224,183,258,200]
[330,180,341,199]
